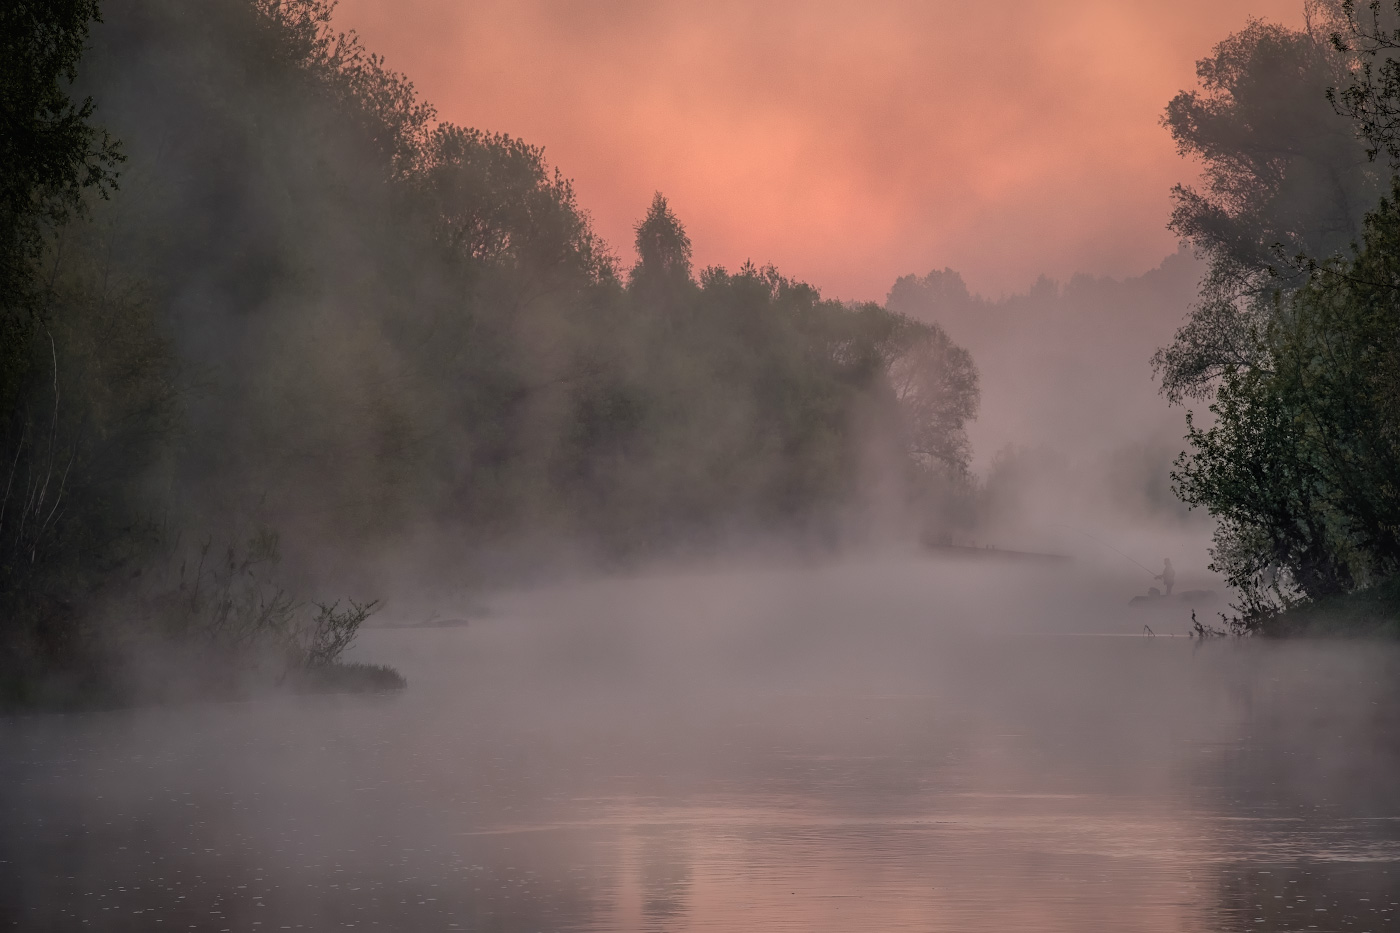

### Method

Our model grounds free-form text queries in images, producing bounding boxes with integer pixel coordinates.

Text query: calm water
[2,557,1399,931]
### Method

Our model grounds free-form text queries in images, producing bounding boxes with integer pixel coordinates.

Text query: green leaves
[1173,182,1400,622]
[1,0,122,414]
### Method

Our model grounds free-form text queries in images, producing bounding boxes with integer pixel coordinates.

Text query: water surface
[3,557,1398,931]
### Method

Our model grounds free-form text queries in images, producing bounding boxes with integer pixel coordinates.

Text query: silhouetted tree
[1173,181,1400,624]
[1,0,121,411]
[416,124,610,284]
[1158,6,1400,628]
[629,193,694,300]
[1154,16,1380,401]
[885,268,976,326]
[887,323,979,474]
[1328,0,1400,163]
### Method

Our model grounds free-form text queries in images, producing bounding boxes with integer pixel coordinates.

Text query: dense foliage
[0,0,980,696]
[1,1,121,386]
[1154,8,1380,403]
[1165,1,1400,630]
[0,1,151,684]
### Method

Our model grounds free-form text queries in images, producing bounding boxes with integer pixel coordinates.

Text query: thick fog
[885,248,1214,590]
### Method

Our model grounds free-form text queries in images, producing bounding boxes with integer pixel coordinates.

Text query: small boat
[1129,589,1217,607]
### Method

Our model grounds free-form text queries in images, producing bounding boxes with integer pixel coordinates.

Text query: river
[2,555,1398,931]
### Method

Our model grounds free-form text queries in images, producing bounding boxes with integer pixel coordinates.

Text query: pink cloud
[334,0,1305,299]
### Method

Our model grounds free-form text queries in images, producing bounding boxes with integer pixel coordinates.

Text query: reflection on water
[1,558,1398,931]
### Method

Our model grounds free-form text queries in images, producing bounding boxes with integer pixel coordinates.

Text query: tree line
[0,0,980,698]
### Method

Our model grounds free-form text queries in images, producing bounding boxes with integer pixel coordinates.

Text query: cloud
[333,0,1304,299]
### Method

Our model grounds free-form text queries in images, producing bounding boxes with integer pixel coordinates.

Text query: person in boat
[1154,558,1175,596]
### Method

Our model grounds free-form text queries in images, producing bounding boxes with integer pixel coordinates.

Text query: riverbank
[1264,577,1400,638]
[0,660,406,714]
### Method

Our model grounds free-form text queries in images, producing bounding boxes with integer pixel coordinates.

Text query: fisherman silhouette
[1154,558,1175,596]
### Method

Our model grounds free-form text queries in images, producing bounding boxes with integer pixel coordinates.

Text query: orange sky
[334,0,1305,301]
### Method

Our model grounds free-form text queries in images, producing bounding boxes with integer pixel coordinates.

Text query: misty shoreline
[5,2,1400,707]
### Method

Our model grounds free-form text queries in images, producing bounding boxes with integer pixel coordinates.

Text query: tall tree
[886,322,979,475]
[1154,15,1379,402]
[1173,183,1400,620]
[1,0,121,410]
[629,192,694,297]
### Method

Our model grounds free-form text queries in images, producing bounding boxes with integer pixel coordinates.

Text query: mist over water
[4,555,1398,931]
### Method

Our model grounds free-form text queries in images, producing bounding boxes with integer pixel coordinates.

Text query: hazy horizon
[332,0,1305,300]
